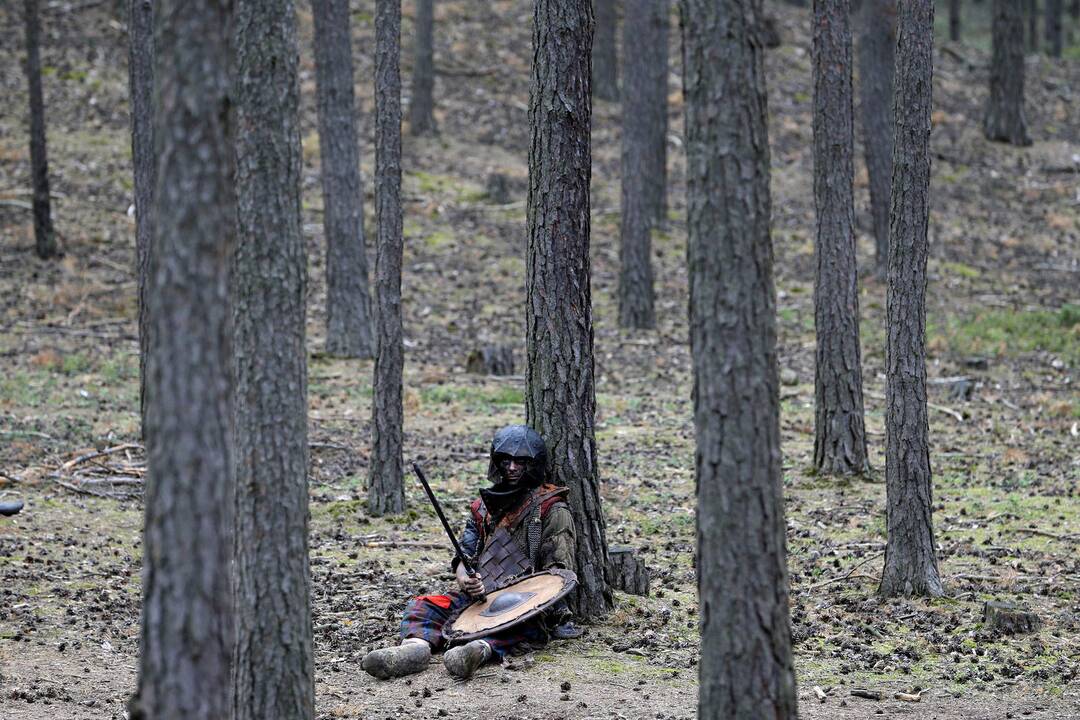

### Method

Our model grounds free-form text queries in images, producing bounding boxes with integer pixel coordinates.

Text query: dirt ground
[2,1,1079,719]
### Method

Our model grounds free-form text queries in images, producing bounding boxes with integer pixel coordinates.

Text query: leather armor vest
[474,505,542,592]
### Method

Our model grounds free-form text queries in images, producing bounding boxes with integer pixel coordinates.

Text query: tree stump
[484,173,514,204]
[606,546,650,596]
[466,345,515,375]
[761,15,782,48]
[983,600,1041,634]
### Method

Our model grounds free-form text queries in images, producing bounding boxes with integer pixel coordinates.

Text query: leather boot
[362,639,431,680]
[443,639,492,679]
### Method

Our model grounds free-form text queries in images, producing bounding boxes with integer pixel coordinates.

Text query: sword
[411,462,485,598]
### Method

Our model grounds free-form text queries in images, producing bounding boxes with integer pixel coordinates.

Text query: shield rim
[444,568,577,643]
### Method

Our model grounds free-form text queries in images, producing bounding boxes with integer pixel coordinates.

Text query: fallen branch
[865,390,964,422]
[1008,527,1079,542]
[850,688,882,701]
[802,551,884,590]
[61,444,143,472]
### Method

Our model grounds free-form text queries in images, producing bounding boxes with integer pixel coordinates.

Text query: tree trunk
[592,0,618,101]
[127,0,155,439]
[857,0,895,279]
[525,0,612,620]
[680,0,798,716]
[813,0,869,476]
[645,0,668,226]
[232,0,313,717]
[984,0,1031,146]
[618,0,656,329]
[1028,0,1039,53]
[949,0,961,41]
[879,0,943,599]
[131,0,235,717]
[408,0,437,134]
[370,0,405,516]
[1045,0,1063,56]
[313,0,375,359]
[22,0,58,260]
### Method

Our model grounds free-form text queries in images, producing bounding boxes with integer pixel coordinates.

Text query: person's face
[498,456,531,484]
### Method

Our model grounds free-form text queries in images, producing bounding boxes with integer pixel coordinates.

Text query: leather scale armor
[472,489,559,592]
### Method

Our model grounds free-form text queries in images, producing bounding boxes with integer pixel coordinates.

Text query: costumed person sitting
[362,424,580,680]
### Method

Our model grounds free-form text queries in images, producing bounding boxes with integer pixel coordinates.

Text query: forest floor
[2,2,1079,719]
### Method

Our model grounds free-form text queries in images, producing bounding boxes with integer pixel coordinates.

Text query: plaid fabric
[399,590,548,658]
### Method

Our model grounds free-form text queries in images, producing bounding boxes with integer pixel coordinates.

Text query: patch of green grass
[420,384,523,408]
[941,261,981,279]
[61,352,93,375]
[936,305,1080,366]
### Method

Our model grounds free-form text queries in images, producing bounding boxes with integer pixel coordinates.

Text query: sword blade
[411,462,476,575]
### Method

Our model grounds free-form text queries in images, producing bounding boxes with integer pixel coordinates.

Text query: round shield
[445,569,577,642]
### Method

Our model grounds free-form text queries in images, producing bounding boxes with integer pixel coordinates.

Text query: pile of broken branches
[50,443,144,500]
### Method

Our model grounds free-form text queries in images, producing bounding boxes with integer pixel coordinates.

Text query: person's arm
[538,504,576,572]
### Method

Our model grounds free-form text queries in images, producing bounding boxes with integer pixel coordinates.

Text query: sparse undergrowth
[2,2,1079,719]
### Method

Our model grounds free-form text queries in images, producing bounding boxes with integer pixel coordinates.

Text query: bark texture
[949,0,960,41]
[680,0,798,716]
[370,0,405,516]
[813,0,869,476]
[525,0,612,620]
[618,0,656,329]
[408,0,437,134]
[1045,0,1063,56]
[592,0,618,101]
[23,0,58,260]
[232,0,314,717]
[880,0,944,599]
[133,0,235,716]
[313,0,375,358]
[1028,0,1039,53]
[857,0,895,279]
[984,0,1031,146]
[645,0,669,225]
[128,0,155,438]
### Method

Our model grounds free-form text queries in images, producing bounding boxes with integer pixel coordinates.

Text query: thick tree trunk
[857,0,895,279]
[949,0,961,41]
[1028,0,1039,53]
[408,0,437,134]
[313,0,375,359]
[984,0,1031,146]
[128,0,155,439]
[813,0,869,476]
[680,0,798,716]
[131,0,235,717]
[593,0,618,101]
[645,0,668,226]
[232,0,313,718]
[23,0,58,260]
[370,0,405,516]
[525,0,612,620]
[879,0,943,599]
[618,0,656,329]
[1045,0,1063,56]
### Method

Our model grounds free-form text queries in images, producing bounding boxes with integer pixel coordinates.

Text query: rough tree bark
[313,0,375,359]
[1028,0,1039,53]
[618,0,656,329]
[857,0,895,279]
[370,0,405,516]
[127,0,155,438]
[130,0,235,717]
[525,0,612,620]
[645,0,668,225]
[23,0,58,260]
[593,0,618,101]
[949,0,961,41]
[813,0,869,476]
[232,0,313,717]
[409,0,437,134]
[680,0,798,716]
[879,0,944,599]
[1045,0,1063,56]
[984,0,1031,146]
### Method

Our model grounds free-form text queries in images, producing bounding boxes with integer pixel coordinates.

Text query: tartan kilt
[399,589,549,658]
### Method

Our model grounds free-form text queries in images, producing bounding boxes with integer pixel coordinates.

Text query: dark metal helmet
[487,424,548,486]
